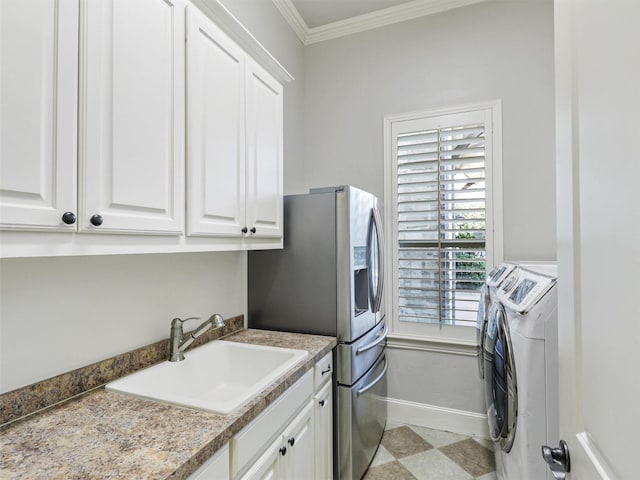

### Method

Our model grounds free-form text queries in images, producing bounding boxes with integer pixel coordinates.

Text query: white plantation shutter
[388,104,500,332]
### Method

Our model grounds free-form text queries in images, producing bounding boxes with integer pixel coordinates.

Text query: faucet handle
[208,313,225,328]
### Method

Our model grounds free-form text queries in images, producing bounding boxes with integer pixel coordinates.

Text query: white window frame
[383,100,503,345]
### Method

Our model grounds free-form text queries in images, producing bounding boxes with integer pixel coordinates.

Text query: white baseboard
[386,396,490,439]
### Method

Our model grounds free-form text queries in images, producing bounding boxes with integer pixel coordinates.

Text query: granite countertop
[0,329,336,480]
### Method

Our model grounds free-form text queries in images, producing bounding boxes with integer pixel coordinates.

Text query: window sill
[386,333,478,357]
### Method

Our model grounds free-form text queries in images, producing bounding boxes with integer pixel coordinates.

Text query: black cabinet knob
[319,399,326,407]
[279,446,287,456]
[61,212,76,225]
[241,226,248,234]
[90,214,103,226]
[250,227,256,234]
[288,437,295,447]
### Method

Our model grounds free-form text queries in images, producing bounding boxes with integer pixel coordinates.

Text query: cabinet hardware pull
[288,437,295,447]
[319,400,326,407]
[279,446,287,456]
[250,226,256,234]
[62,212,77,225]
[241,226,248,234]
[90,214,103,226]
[321,366,331,375]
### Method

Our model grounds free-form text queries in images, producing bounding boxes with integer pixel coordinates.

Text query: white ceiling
[272,0,489,44]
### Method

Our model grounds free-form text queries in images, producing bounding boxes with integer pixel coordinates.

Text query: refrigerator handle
[356,355,388,396]
[371,206,385,313]
[356,322,388,355]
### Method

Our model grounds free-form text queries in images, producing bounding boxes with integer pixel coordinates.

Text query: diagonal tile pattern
[364,423,496,480]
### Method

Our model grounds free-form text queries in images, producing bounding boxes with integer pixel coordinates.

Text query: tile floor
[363,422,496,480]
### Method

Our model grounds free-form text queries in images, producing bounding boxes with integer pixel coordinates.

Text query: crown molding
[271,0,308,44]
[272,0,487,45]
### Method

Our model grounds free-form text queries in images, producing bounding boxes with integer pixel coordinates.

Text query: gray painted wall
[0,252,247,392]
[302,0,556,262]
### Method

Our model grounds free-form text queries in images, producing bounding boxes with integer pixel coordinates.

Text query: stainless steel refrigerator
[248,185,388,480]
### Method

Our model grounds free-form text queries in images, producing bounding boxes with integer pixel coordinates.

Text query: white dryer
[482,264,559,480]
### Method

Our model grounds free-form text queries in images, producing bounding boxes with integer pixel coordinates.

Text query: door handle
[371,207,385,313]
[541,440,570,480]
[356,323,388,355]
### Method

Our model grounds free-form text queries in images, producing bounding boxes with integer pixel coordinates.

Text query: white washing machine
[480,263,559,480]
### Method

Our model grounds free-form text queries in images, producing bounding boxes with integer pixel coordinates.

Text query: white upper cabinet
[187,9,283,242]
[0,0,291,256]
[186,6,245,237]
[0,0,79,231]
[245,59,284,240]
[79,0,185,234]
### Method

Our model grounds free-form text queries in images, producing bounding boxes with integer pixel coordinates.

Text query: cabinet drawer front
[231,369,313,477]
[314,351,333,390]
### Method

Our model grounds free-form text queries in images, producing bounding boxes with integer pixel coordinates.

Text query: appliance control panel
[486,263,517,288]
[497,268,556,314]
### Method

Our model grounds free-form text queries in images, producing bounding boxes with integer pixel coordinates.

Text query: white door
[245,58,283,239]
[554,0,640,478]
[79,0,185,234]
[282,401,314,480]
[0,0,78,231]
[186,6,246,237]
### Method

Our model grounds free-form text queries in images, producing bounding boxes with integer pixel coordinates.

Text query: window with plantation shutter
[384,102,502,338]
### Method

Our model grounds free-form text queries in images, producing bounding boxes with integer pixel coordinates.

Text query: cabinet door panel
[0,0,78,231]
[245,59,283,239]
[239,438,281,480]
[80,0,184,234]
[315,382,333,480]
[282,401,314,480]
[186,6,245,237]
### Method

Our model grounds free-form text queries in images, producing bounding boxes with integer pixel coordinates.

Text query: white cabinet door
[239,438,282,480]
[314,382,333,480]
[0,0,78,231]
[186,6,245,237]
[244,58,283,240]
[282,400,314,480]
[79,0,185,234]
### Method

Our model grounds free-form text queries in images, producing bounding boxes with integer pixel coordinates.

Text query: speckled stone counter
[0,329,336,480]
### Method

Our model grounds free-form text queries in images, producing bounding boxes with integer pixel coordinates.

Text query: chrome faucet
[169,314,225,362]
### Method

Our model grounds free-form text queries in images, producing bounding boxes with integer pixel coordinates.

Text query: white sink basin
[106,340,309,415]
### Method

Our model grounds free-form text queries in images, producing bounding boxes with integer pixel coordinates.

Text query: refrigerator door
[336,186,379,342]
[337,351,388,480]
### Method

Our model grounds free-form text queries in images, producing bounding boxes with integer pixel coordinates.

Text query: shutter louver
[396,123,487,327]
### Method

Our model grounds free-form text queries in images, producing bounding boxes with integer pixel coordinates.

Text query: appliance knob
[241,226,248,234]
[90,214,103,226]
[250,226,256,234]
[61,212,76,225]
[279,446,287,456]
